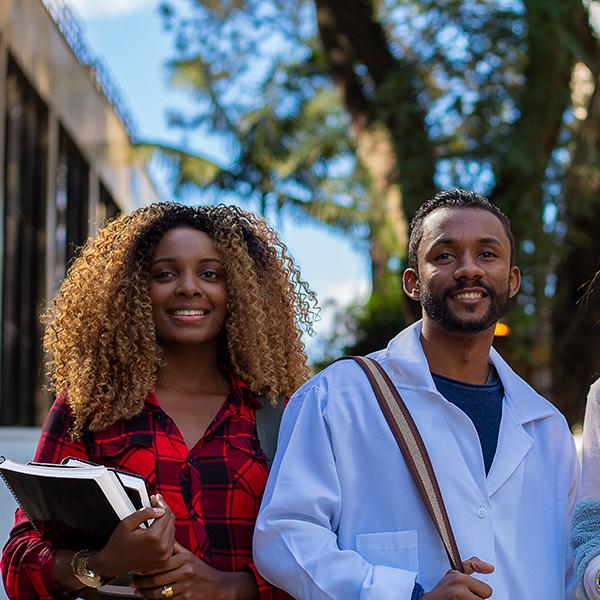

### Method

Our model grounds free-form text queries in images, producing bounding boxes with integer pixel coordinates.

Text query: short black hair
[407,189,515,270]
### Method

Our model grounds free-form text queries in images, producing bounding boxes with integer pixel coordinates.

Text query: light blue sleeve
[253,382,418,600]
[572,500,600,598]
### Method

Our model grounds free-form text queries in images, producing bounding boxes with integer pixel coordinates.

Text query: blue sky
[68,0,371,358]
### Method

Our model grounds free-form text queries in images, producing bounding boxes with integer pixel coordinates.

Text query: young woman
[1,202,316,599]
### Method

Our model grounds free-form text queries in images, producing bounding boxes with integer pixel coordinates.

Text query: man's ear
[403,268,421,302]
[508,266,521,299]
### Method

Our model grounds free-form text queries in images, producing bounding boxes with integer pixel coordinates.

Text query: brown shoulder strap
[342,355,464,573]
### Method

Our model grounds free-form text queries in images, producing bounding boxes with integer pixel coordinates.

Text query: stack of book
[0,456,151,597]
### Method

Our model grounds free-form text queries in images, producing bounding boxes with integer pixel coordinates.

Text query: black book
[0,456,151,548]
[60,457,151,516]
[0,457,151,597]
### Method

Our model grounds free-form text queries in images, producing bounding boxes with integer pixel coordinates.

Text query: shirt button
[476,506,488,519]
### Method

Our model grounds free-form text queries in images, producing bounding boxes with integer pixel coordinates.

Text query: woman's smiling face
[148,227,228,349]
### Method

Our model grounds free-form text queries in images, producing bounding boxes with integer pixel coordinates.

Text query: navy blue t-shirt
[431,368,504,475]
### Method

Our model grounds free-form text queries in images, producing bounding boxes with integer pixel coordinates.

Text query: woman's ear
[403,269,421,302]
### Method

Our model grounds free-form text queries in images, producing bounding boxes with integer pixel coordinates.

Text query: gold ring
[161,585,174,598]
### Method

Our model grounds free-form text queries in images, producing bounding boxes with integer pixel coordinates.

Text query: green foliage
[314,274,409,371]
[344,277,410,357]
[150,0,600,420]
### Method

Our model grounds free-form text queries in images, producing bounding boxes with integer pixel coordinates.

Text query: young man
[254,189,579,599]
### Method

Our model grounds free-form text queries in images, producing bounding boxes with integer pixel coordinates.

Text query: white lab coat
[254,321,579,599]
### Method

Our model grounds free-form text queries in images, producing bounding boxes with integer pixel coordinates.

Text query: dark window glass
[54,127,89,282]
[1,57,48,425]
[98,183,120,226]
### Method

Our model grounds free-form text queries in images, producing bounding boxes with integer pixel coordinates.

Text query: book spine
[0,460,41,536]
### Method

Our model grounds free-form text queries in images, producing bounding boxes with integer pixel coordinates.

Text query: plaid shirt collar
[145,371,261,430]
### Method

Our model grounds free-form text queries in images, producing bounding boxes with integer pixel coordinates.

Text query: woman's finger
[134,559,187,589]
[121,506,165,531]
[137,582,178,599]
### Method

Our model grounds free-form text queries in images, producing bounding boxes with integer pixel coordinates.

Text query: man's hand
[422,556,494,599]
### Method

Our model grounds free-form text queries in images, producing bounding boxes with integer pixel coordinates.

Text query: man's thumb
[462,556,495,575]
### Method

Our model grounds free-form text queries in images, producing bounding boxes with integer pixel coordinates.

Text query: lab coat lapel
[375,322,555,500]
[375,322,490,500]
[486,348,554,497]
[485,397,533,496]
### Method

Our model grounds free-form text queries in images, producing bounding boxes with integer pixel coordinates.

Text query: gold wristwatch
[595,568,600,595]
[71,549,105,589]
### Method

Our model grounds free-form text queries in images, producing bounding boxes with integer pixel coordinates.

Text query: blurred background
[1,0,599,592]
[0,2,599,556]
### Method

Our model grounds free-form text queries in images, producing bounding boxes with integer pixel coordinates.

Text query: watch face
[73,552,103,589]
[77,572,103,589]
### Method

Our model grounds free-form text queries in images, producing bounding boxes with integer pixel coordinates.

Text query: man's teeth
[171,310,207,316]
[454,292,483,300]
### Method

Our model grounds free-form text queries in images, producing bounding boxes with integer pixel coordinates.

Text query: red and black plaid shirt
[1,376,290,600]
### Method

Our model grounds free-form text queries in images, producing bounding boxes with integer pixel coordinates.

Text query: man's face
[403,207,520,334]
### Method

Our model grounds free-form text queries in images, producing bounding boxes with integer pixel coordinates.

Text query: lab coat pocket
[356,530,419,571]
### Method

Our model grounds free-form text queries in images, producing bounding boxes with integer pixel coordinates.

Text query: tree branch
[315,0,436,216]
[491,0,584,236]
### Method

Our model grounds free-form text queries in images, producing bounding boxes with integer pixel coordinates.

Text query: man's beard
[419,280,510,333]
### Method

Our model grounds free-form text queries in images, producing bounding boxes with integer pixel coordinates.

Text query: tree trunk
[354,125,407,294]
[552,50,600,425]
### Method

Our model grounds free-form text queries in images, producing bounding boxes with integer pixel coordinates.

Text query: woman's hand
[88,494,176,578]
[133,542,259,600]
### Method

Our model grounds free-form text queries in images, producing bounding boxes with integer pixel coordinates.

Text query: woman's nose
[175,272,202,296]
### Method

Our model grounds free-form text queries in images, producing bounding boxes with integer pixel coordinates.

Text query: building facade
[0,0,160,429]
[0,3,162,578]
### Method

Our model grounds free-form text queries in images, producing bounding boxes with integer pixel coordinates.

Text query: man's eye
[480,251,497,259]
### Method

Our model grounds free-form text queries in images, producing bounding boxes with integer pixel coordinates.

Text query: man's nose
[454,254,484,280]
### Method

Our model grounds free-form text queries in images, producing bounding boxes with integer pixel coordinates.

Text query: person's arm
[1,393,91,599]
[1,509,75,600]
[573,500,600,600]
[582,381,600,501]
[0,394,177,598]
[242,561,291,599]
[572,381,600,599]
[253,383,419,600]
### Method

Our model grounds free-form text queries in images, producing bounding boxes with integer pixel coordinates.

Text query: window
[1,57,48,425]
[97,182,120,227]
[52,127,89,288]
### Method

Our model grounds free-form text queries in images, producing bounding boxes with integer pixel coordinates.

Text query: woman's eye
[154,270,175,280]
[436,252,453,260]
[200,269,220,280]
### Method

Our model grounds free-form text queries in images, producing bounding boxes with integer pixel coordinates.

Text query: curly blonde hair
[43,203,318,437]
